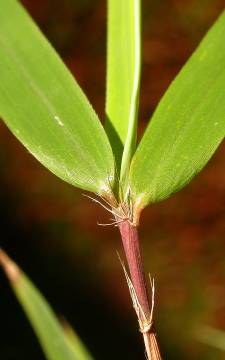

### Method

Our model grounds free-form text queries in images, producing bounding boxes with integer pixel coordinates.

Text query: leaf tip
[0,248,21,283]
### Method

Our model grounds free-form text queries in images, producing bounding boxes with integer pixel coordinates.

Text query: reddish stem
[118,220,150,320]
[118,220,162,359]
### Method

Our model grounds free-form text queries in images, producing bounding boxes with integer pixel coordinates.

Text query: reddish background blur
[1,1,225,359]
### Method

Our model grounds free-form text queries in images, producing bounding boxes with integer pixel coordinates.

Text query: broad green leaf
[0,249,94,360]
[105,0,141,182]
[0,0,114,195]
[130,10,225,209]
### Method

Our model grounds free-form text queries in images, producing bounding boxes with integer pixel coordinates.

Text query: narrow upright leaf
[0,249,94,360]
[130,11,225,210]
[105,0,141,181]
[0,0,114,195]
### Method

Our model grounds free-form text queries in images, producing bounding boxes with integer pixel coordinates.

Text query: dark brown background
[1,0,225,359]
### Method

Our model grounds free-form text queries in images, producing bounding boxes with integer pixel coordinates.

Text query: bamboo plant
[1,0,225,359]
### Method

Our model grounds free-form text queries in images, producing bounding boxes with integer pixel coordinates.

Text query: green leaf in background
[105,0,141,183]
[196,325,225,352]
[0,249,94,360]
[62,321,94,360]
[130,10,225,209]
[0,0,115,195]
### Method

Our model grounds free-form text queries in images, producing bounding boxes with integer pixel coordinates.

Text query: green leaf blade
[0,249,93,360]
[63,322,94,360]
[0,0,114,195]
[130,10,225,209]
[14,275,76,360]
[196,325,225,352]
[105,0,141,181]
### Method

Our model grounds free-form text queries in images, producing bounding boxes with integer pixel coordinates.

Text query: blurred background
[1,0,225,359]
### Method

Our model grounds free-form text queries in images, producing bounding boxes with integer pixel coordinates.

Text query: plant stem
[118,220,162,359]
[118,221,150,317]
[143,332,162,360]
